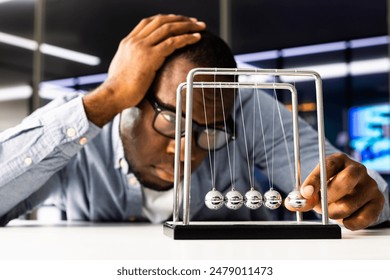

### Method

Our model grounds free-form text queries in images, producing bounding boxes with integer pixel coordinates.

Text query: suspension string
[252,84,256,189]
[272,86,295,187]
[238,87,253,188]
[270,79,276,190]
[213,70,217,189]
[219,85,234,185]
[233,72,237,187]
[293,69,298,186]
[255,86,272,190]
[201,84,215,189]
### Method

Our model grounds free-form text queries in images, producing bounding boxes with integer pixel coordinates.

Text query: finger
[300,153,348,200]
[145,20,206,46]
[327,173,382,220]
[325,163,364,203]
[154,33,202,57]
[136,14,203,39]
[128,15,157,37]
[327,189,371,220]
[342,198,384,230]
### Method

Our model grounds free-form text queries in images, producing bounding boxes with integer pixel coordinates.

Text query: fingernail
[189,17,198,22]
[302,185,314,197]
[196,21,206,27]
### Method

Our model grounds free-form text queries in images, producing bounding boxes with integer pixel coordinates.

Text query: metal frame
[164,68,340,239]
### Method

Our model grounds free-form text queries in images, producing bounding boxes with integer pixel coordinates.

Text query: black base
[163,221,342,239]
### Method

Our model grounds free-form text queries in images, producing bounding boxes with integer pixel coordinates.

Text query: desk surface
[1,221,389,260]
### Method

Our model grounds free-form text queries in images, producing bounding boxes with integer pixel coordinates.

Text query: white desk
[0,221,389,260]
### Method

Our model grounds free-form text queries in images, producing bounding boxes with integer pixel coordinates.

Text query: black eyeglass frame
[145,94,235,150]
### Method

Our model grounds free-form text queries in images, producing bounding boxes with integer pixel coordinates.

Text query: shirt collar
[112,114,129,174]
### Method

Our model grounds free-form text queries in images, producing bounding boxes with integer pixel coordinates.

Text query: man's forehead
[156,71,233,100]
[156,88,234,109]
[154,58,235,109]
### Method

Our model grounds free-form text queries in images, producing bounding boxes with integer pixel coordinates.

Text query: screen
[349,103,390,174]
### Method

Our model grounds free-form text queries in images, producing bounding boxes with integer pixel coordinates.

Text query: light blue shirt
[0,90,388,225]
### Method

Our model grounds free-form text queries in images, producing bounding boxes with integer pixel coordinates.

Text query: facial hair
[120,107,174,192]
[128,158,174,192]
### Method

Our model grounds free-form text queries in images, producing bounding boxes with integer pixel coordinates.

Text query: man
[0,15,388,230]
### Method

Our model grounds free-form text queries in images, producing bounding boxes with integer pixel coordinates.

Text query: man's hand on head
[107,14,206,108]
[83,14,206,127]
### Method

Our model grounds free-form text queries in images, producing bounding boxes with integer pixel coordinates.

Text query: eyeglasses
[146,95,234,151]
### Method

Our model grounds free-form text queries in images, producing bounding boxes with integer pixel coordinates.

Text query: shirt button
[24,157,32,166]
[128,177,139,186]
[119,158,128,171]
[79,137,88,145]
[66,128,76,137]
[128,216,137,222]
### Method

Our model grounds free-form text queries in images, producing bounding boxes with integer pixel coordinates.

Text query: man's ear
[120,107,143,131]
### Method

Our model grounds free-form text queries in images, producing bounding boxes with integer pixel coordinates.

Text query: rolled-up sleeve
[0,94,101,217]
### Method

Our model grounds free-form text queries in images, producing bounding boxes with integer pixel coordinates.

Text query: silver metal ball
[244,189,263,210]
[286,190,307,208]
[263,189,282,209]
[205,189,224,210]
[225,189,243,210]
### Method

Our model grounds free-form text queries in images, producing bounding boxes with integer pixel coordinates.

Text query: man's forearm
[0,95,100,217]
[82,83,133,128]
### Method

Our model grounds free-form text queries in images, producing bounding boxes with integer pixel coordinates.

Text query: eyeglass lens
[153,110,230,150]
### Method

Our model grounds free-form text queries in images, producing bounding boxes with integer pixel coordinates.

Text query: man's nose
[166,137,196,162]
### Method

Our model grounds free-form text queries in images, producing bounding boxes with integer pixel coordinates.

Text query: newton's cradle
[163,68,342,239]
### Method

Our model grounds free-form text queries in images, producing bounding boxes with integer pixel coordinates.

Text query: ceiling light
[0,85,32,101]
[0,32,37,50]
[279,58,390,82]
[281,42,347,57]
[0,31,100,66]
[40,44,100,66]
[39,83,76,100]
[234,50,279,62]
[235,35,390,62]
[349,57,390,76]
[350,36,389,48]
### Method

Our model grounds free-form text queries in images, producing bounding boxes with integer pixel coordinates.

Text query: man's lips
[154,166,176,183]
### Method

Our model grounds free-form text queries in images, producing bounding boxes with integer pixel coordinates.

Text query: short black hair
[148,30,237,98]
[165,30,237,69]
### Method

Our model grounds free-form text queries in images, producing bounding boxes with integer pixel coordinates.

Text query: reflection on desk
[0,220,389,260]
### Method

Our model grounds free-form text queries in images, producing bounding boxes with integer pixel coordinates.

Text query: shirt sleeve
[367,169,389,225]
[0,93,101,218]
